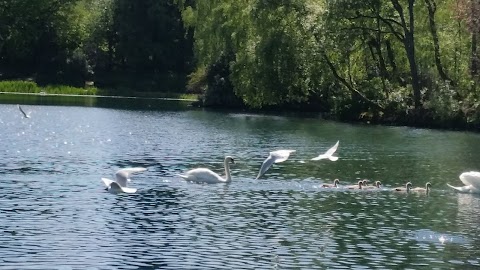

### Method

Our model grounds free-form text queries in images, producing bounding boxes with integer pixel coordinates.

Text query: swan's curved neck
[224,159,232,182]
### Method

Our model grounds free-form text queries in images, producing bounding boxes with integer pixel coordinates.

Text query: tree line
[0,0,192,92]
[1,0,480,129]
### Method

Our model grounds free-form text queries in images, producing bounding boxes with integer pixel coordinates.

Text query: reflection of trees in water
[95,97,191,111]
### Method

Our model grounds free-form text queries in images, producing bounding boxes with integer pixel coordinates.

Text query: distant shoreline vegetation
[0,80,198,100]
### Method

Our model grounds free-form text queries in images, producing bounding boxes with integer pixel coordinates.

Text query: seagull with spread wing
[311,141,339,161]
[256,150,296,179]
[101,167,147,194]
[18,104,30,118]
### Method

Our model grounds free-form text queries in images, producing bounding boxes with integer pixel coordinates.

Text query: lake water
[1,95,480,269]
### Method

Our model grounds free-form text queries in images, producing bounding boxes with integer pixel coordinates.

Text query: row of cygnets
[317,178,432,193]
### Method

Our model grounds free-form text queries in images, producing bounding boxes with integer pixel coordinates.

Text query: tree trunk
[425,0,453,83]
[404,33,422,109]
[386,40,397,74]
[391,0,422,109]
[374,17,388,80]
[472,31,479,76]
[323,52,384,110]
[471,0,480,76]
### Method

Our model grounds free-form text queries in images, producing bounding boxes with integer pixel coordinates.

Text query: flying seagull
[311,141,339,161]
[256,149,296,179]
[18,104,30,118]
[101,167,147,194]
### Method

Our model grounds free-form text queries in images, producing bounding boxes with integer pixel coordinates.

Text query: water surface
[1,97,480,269]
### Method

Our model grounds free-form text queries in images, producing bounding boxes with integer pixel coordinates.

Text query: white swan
[178,156,235,184]
[256,150,295,179]
[311,141,339,161]
[18,104,30,118]
[447,171,480,193]
[101,167,147,193]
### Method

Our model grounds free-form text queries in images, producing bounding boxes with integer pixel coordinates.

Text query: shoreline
[0,91,197,102]
[2,91,479,133]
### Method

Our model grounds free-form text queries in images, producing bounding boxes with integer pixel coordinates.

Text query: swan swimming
[311,141,339,161]
[363,180,382,189]
[256,150,295,179]
[178,156,235,184]
[18,104,30,118]
[101,167,147,194]
[393,182,412,192]
[447,171,480,193]
[321,179,340,188]
[346,180,363,189]
[411,182,432,193]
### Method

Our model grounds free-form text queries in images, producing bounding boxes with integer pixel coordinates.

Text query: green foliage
[186,66,207,94]
[0,81,40,93]
[179,0,480,127]
[0,80,98,95]
[44,85,98,95]
[83,0,193,92]
[203,54,244,107]
[0,0,193,93]
[5,0,480,128]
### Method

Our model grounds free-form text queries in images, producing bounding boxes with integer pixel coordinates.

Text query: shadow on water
[0,93,194,110]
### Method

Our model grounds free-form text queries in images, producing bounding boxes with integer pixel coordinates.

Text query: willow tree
[181,0,326,108]
[231,0,323,107]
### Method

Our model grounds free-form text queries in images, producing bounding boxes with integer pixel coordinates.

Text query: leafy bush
[0,81,40,93]
[44,85,98,95]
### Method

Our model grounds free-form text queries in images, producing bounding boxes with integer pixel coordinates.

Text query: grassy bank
[0,80,198,100]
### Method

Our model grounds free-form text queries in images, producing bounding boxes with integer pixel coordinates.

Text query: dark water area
[1,94,480,269]
[0,93,193,110]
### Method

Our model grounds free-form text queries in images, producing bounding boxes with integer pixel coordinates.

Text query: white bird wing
[115,167,147,187]
[178,168,224,183]
[101,177,115,188]
[119,187,137,193]
[325,141,339,156]
[18,105,30,118]
[107,182,137,194]
[311,141,339,161]
[270,150,296,163]
[256,150,295,179]
[447,183,474,193]
[459,171,480,190]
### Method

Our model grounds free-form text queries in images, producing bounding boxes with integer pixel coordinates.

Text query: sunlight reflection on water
[1,101,480,268]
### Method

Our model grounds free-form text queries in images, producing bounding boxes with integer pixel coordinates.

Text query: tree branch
[338,26,404,40]
[346,13,403,28]
[322,52,384,110]
[345,13,405,41]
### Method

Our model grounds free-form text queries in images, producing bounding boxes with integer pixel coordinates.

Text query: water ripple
[1,104,480,268]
